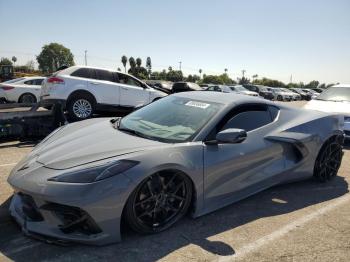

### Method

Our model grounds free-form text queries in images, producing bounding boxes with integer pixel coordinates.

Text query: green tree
[36,43,74,73]
[238,76,250,85]
[0,57,13,66]
[199,69,202,79]
[166,70,183,82]
[168,66,172,71]
[305,80,319,89]
[202,75,224,84]
[121,55,128,73]
[252,77,285,87]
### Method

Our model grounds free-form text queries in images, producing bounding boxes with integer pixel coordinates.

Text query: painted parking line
[0,163,17,168]
[216,193,350,262]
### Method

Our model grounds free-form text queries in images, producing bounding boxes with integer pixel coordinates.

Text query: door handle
[90,82,99,85]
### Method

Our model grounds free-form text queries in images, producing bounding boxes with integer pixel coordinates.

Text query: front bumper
[8,162,134,245]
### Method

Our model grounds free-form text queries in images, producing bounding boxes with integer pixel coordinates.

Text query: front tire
[277,95,283,101]
[67,94,95,121]
[125,171,192,234]
[313,136,343,182]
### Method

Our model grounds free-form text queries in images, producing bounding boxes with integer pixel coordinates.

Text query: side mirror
[211,128,247,144]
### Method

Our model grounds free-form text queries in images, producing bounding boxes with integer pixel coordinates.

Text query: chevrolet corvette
[8,92,344,245]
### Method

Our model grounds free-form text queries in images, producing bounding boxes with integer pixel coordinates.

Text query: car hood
[33,118,164,170]
[304,99,350,115]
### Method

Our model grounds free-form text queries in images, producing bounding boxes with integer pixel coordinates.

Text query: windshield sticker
[185,101,210,109]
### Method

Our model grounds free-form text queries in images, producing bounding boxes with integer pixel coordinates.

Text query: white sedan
[304,84,350,138]
[0,76,45,103]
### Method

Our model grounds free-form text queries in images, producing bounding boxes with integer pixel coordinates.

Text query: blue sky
[0,0,349,84]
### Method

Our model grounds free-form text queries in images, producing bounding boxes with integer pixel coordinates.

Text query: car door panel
[117,74,150,107]
[202,106,286,212]
[203,130,285,212]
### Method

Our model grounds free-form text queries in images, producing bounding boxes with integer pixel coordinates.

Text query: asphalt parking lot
[0,101,349,262]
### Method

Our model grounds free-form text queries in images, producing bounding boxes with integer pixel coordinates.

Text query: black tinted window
[222,110,272,132]
[34,79,44,85]
[117,73,142,87]
[95,69,114,82]
[24,80,34,85]
[71,68,92,79]
[268,106,280,121]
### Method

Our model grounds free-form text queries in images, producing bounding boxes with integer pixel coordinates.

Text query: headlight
[48,160,139,183]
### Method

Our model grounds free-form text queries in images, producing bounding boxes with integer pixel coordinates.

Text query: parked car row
[0,65,326,121]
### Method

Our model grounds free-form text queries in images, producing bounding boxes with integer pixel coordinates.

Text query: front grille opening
[41,203,102,235]
[18,193,44,222]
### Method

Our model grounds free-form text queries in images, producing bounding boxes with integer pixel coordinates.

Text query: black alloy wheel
[126,171,192,234]
[314,136,343,182]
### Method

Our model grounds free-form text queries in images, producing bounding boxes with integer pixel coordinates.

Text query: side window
[71,68,92,79]
[222,111,272,132]
[24,80,34,85]
[95,69,114,82]
[220,105,273,132]
[34,79,44,85]
[207,86,215,91]
[118,73,142,88]
[268,105,280,121]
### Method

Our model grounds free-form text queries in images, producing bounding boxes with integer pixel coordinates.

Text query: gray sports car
[8,92,344,245]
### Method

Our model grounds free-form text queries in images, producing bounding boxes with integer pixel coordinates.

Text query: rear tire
[277,95,283,101]
[125,171,192,234]
[67,93,95,121]
[313,136,343,182]
[19,93,37,104]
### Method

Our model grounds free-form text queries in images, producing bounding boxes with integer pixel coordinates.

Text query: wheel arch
[120,168,199,227]
[67,89,97,105]
[18,92,37,103]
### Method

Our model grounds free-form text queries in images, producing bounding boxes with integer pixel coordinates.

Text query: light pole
[84,50,88,66]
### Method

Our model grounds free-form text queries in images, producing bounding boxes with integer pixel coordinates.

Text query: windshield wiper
[118,126,159,141]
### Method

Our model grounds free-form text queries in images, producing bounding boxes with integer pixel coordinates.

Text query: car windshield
[119,96,222,143]
[315,87,350,102]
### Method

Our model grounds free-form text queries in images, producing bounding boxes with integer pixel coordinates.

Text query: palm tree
[128,57,136,75]
[12,56,17,67]
[224,68,228,74]
[252,74,258,83]
[168,66,172,71]
[199,69,202,79]
[121,55,127,73]
[146,57,152,78]
[136,57,142,67]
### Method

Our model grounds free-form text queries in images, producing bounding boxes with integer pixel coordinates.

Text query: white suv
[40,66,166,120]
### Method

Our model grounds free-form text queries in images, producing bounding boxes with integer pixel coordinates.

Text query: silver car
[8,91,344,245]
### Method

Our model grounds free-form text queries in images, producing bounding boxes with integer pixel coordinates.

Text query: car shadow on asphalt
[0,175,348,262]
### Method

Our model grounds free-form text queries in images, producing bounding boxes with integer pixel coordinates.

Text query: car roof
[63,65,136,78]
[173,91,274,106]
